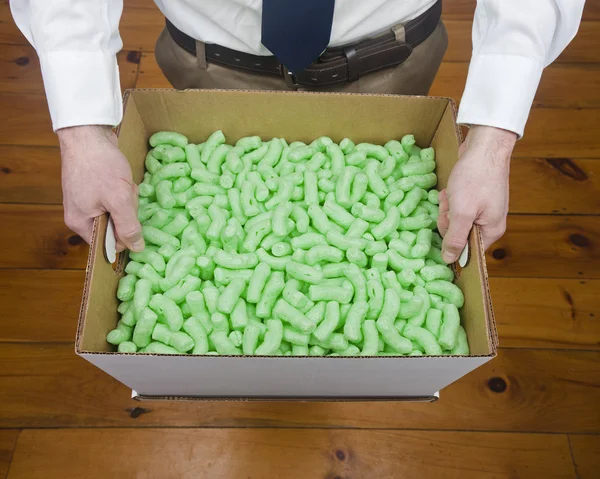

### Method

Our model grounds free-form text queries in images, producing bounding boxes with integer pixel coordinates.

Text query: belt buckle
[283,67,299,88]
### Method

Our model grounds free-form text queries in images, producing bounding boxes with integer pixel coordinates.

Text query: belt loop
[283,67,299,90]
[195,40,207,69]
[392,24,406,43]
[344,46,359,82]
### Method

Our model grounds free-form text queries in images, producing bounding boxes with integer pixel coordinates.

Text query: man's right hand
[58,125,145,253]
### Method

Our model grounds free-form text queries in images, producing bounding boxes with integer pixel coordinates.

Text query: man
[11,0,584,263]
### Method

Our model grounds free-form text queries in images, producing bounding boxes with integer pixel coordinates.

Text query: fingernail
[442,250,456,264]
[131,239,145,252]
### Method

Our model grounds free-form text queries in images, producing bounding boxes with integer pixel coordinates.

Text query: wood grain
[0,46,140,94]
[508,158,600,215]
[0,94,55,147]
[121,0,159,9]
[0,270,84,343]
[0,3,25,45]
[7,429,577,479]
[0,344,597,432]
[0,204,88,269]
[486,215,600,279]
[430,62,600,109]
[569,435,600,479]
[489,277,600,350]
[513,109,600,159]
[136,53,171,88]
[0,431,18,479]
[0,146,61,204]
[120,6,164,52]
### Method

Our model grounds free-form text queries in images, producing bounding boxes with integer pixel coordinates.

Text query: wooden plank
[487,215,600,279]
[0,46,140,94]
[441,0,600,21]
[443,20,473,62]
[514,109,600,159]
[569,435,600,479]
[2,270,597,349]
[558,21,600,63]
[0,344,597,432]
[0,146,61,204]
[490,277,600,350]
[136,53,170,88]
[0,204,88,269]
[0,3,26,45]
[528,64,600,109]
[120,6,164,52]
[8,429,576,479]
[0,431,19,479]
[0,270,84,343]
[430,62,600,109]
[121,0,158,9]
[0,94,55,147]
[509,158,600,215]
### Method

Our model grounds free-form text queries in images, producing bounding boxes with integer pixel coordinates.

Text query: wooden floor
[1,1,599,477]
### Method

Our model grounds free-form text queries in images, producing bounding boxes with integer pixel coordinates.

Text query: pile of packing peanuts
[108,130,469,357]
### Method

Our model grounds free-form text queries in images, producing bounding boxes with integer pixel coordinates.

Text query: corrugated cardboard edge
[76,89,498,356]
[430,97,499,352]
[131,391,440,403]
[74,216,99,353]
[123,87,452,100]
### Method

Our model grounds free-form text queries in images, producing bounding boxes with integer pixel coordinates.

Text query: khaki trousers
[154,21,447,95]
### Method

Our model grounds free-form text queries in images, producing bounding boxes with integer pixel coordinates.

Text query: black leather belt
[166,0,441,87]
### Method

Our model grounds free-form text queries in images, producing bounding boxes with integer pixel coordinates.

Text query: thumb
[108,187,145,252]
[441,209,475,264]
[437,189,449,236]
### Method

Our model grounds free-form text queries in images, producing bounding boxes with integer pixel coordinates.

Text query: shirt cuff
[38,51,123,131]
[456,53,544,138]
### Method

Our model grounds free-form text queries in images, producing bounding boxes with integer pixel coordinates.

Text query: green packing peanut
[108,131,470,357]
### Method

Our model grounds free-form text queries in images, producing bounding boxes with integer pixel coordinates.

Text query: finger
[437,189,449,235]
[115,240,127,254]
[107,185,145,252]
[441,209,475,264]
[481,221,507,251]
[438,189,447,206]
[437,210,449,237]
[64,211,94,245]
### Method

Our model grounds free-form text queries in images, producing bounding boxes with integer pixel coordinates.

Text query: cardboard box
[75,89,498,401]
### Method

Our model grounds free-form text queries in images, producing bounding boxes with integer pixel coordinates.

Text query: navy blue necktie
[261,0,336,73]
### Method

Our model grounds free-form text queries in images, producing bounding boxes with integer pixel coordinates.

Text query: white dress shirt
[10,0,584,137]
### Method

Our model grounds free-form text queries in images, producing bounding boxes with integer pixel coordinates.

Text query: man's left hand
[437,125,517,263]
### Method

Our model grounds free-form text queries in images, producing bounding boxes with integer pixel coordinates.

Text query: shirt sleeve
[9,0,124,131]
[456,0,585,137]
